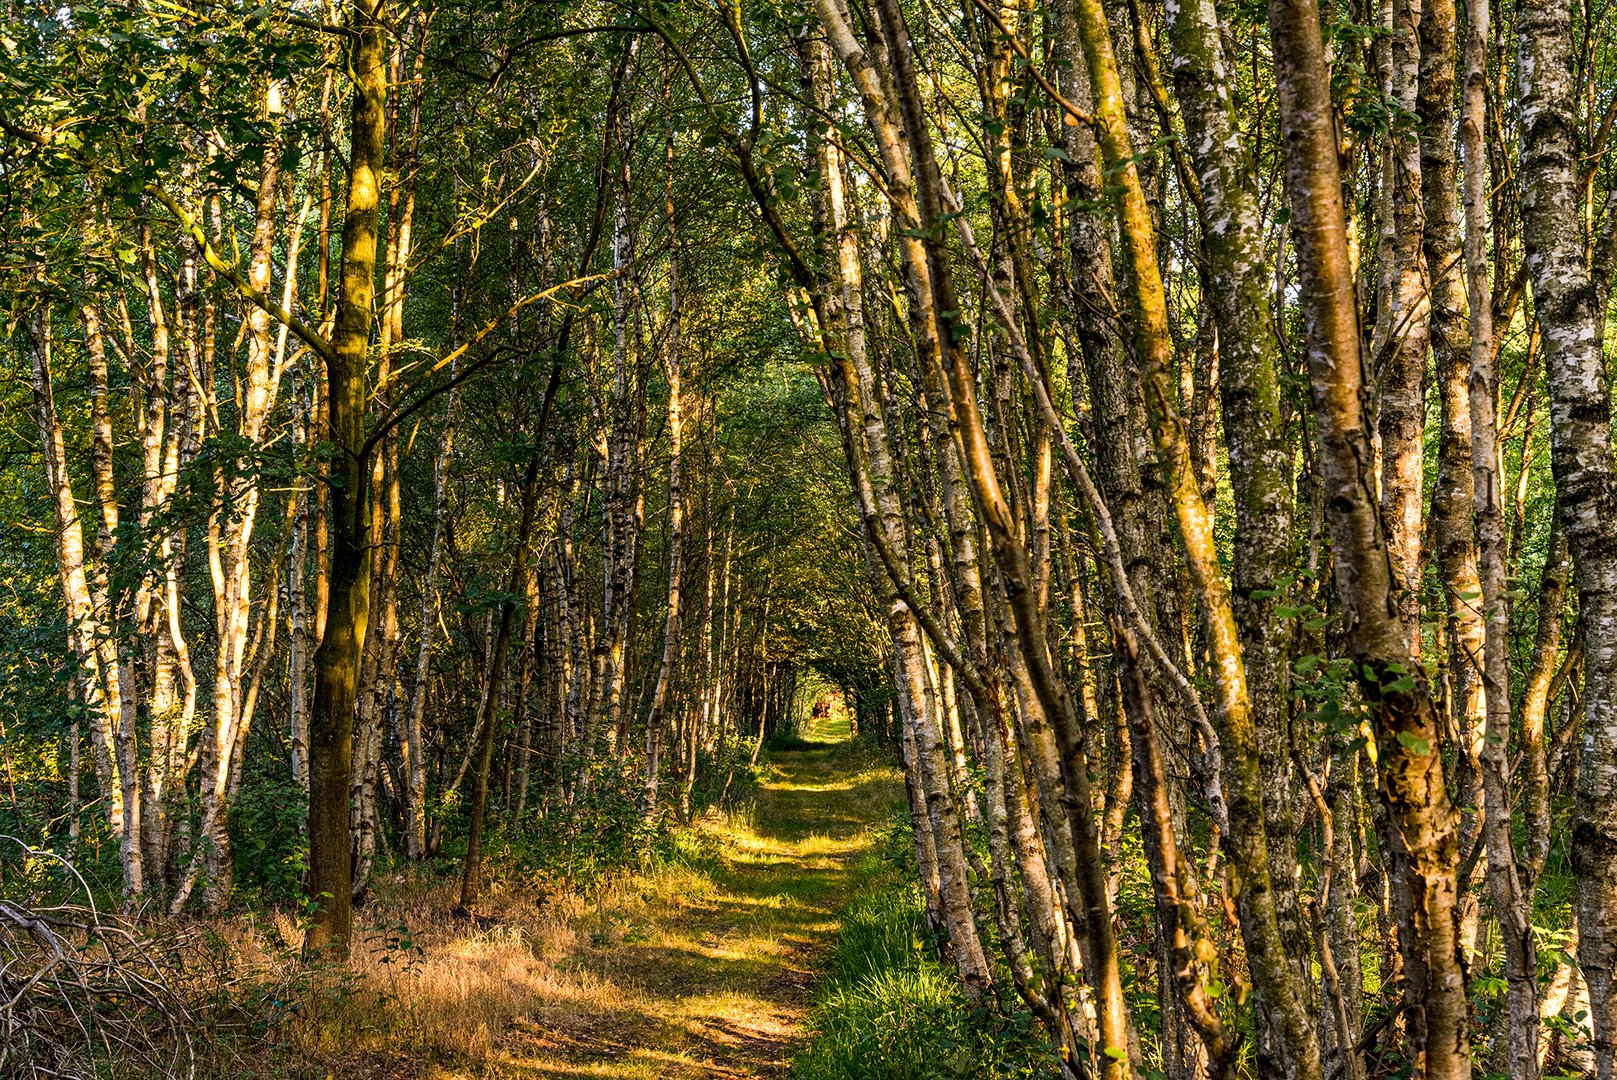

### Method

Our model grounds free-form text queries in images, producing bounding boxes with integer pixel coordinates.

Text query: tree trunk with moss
[305,0,388,957]
[1517,0,1617,1071]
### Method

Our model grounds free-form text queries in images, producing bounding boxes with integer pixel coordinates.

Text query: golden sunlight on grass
[227,742,904,1079]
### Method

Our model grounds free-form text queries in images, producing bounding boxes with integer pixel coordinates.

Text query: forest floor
[273,720,904,1079]
[485,738,898,1079]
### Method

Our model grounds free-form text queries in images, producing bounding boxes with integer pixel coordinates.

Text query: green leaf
[1396,731,1432,756]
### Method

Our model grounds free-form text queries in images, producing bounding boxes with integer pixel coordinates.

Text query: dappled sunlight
[91,734,903,1078]
[409,741,908,1078]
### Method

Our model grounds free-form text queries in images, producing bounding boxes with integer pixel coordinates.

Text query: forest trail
[440,728,902,1079]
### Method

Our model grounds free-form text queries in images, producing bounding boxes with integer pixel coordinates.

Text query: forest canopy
[1,0,1615,1077]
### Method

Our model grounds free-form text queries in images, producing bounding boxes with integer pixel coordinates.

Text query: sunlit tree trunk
[1372,0,1430,646]
[305,0,388,956]
[582,46,645,775]
[26,302,141,899]
[1059,0,1325,1071]
[171,92,286,913]
[1267,0,1470,1072]
[1161,0,1313,1048]
[1414,0,1538,1064]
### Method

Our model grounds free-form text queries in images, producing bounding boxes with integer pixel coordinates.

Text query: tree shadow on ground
[486,743,905,1079]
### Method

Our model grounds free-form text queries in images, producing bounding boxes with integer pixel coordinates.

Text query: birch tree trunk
[1060,0,1324,1072]
[404,367,458,860]
[1517,0,1617,1070]
[1267,0,1470,1073]
[173,97,285,913]
[27,302,142,899]
[1373,0,1429,644]
[1160,0,1311,1034]
[641,139,684,820]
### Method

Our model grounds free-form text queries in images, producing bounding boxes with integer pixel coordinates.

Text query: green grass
[789,821,1062,1080]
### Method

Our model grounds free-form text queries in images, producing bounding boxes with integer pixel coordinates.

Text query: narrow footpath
[475,736,902,1078]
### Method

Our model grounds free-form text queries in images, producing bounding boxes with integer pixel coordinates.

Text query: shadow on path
[486,740,904,1079]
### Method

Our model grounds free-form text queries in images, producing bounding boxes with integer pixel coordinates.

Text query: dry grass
[186,742,903,1080]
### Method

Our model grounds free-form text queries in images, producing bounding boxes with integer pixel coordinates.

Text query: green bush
[230,752,309,905]
[487,758,655,889]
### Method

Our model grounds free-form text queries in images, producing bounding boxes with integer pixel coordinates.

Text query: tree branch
[145,183,337,364]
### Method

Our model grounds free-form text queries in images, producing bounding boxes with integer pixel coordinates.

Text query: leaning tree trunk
[1059,0,1325,1073]
[459,451,544,913]
[810,141,995,1004]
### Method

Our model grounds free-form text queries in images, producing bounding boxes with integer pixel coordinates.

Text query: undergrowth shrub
[481,736,762,893]
[486,759,651,890]
[791,815,1061,1080]
[230,756,309,906]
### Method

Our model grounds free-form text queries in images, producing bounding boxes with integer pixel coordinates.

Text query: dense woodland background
[3,0,1617,1076]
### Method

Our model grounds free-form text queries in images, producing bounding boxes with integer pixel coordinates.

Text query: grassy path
[471,740,902,1079]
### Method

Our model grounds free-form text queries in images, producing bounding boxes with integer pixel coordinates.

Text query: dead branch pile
[0,837,194,1079]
